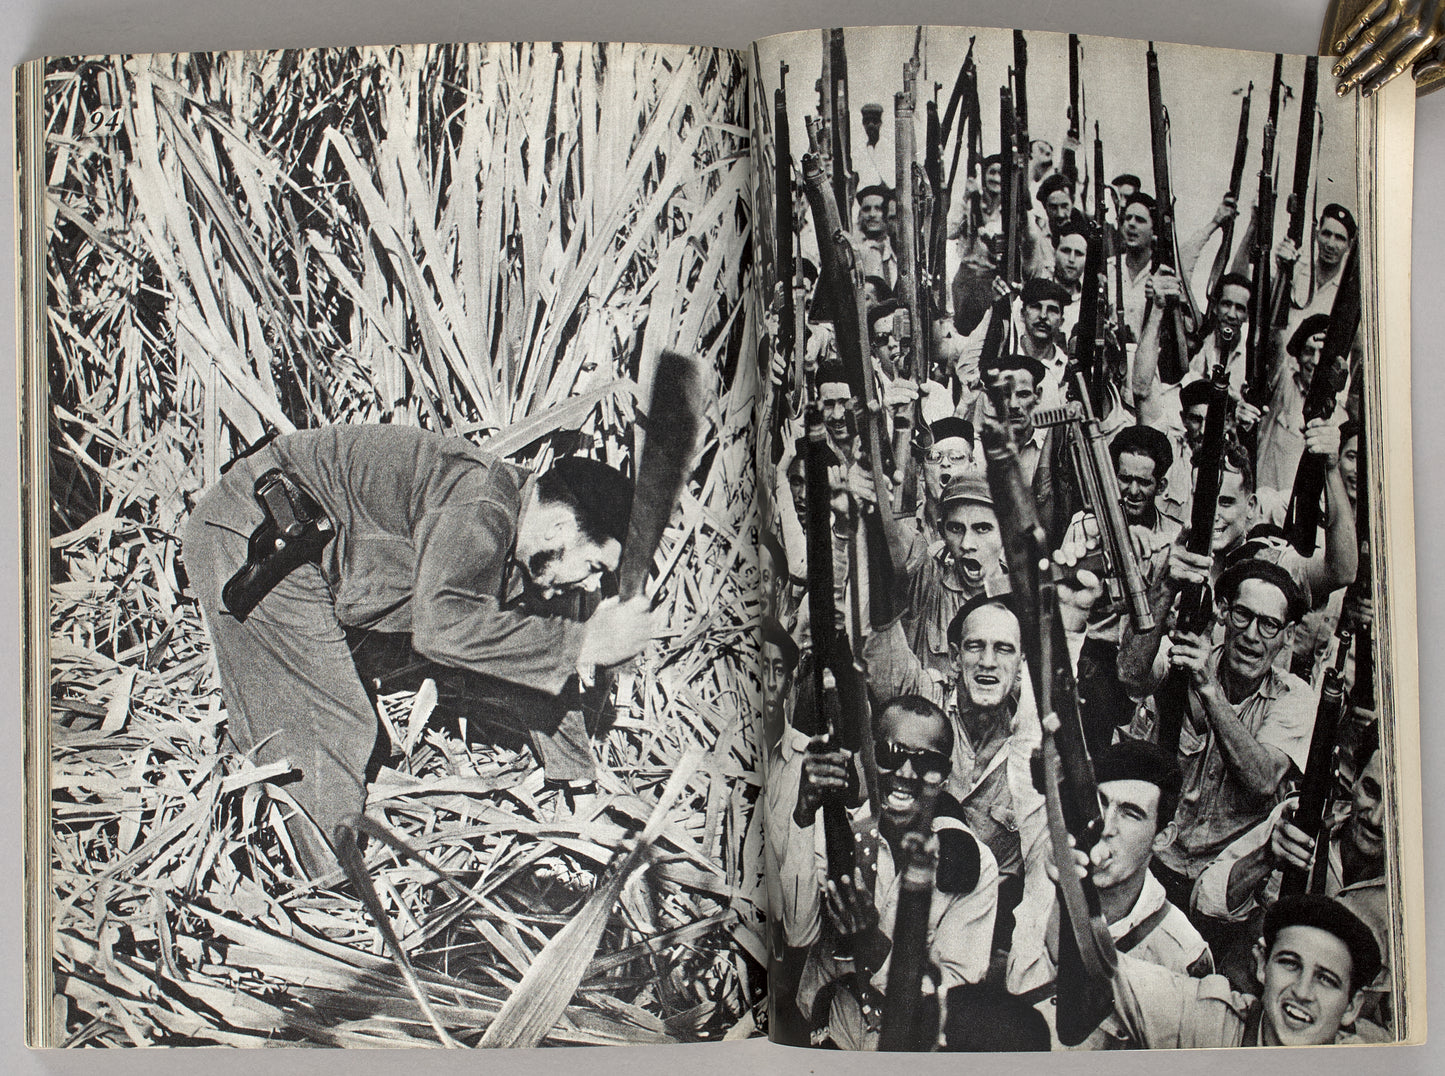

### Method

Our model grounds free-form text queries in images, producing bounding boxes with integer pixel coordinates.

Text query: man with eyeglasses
[920,417,975,540]
[1122,559,1319,913]
[780,695,998,1049]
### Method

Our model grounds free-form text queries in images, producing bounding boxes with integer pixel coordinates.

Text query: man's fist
[579,595,663,669]
[796,736,853,822]
[1304,418,1341,470]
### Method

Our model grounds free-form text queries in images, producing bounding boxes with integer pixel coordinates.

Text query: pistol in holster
[221,468,334,620]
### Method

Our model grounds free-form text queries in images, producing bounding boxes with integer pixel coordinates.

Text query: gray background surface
[2,0,1438,1072]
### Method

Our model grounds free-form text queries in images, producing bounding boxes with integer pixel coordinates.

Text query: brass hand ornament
[1331,0,1445,96]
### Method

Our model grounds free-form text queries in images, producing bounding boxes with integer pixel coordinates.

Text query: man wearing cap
[897,472,1009,682]
[1275,203,1356,329]
[856,102,890,190]
[960,278,1071,413]
[853,183,898,288]
[1120,559,1319,909]
[1009,741,1212,1048]
[183,424,660,877]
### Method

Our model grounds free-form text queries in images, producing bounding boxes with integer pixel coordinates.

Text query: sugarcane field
[40,41,766,1047]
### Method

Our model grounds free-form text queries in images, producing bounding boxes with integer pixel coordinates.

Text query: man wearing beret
[1275,203,1356,329]
[1250,312,1341,493]
[852,183,898,288]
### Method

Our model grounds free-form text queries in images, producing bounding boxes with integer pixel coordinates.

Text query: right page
[751,24,1421,1052]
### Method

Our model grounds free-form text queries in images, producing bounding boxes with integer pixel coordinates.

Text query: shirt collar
[1109,870,1168,941]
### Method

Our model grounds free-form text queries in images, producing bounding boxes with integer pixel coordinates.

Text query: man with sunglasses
[862,592,1046,962]
[184,424,660,878]
[781,694,998,1050]
[1121,559,1318,913]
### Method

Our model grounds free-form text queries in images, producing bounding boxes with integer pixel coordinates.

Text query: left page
[18,40,765,1047]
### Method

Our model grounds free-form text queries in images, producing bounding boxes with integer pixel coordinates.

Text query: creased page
[750,23,1418,1051]
[29,40,765,1047]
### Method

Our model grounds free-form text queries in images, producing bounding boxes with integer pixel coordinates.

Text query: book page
[750,24,1420,1052]
[19,40,766,1047]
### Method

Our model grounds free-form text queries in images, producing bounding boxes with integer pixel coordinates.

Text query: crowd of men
[756,47,1390,1052]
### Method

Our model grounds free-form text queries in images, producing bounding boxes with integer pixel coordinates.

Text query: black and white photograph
[32,41,764,1047]
[751,24,1415,1052]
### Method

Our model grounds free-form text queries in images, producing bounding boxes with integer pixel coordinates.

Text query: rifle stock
[1208,83,1252,297]
[876,778,945,1051]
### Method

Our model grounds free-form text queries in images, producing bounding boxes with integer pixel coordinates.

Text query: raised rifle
[1207,83,1253,298]
[802,410,867,880]
[1240,112,1279,461]
[1272,56,1319,330]
[891,37,929,516]
[1093,124,1129,346]
[1279,632,1353,896]
[1032,225,1155,634]
[1230,54,1285,280]
[828,29,854,224]
[1283,243,1359,555]
[876,775,946,1052]
[1153,365,1233,756]
[1000,85,1022,294]
[769,62,799,465]
[1063,34,1081,189]
[979,382,1116,1046]
[1146,42,1198,384]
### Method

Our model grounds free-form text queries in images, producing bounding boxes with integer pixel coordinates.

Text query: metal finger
[1334,13,1406,85]
[1352,26,1433,93]
[1362,32,1442,93]
[1335,0,1397,54]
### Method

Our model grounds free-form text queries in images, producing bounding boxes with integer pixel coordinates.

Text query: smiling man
[782,695,998,1049]
[184,423,660,877]
[1122,559,1317,907]
[1098,893,1382,1048]
[816,360,858,459]
[1193,735,1391,1030]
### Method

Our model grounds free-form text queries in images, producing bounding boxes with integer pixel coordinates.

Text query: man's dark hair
[1124,191,1157,215]
[947,592,1019,650]
[760,616,800,673]
[863,274,895,302]
[867,299,903,333]
[816,359,851,391]
[1111,173,1142,189]
[1180,379,1214,411]
[1216,271,1254,298]
[1263,894,1382,996]
[538,457,633,547]
[1021,277,1071,309]
[1217,557,1307,624]
[1222,438,1256,492]
[1055,223,1089,248]
[1035,172,1072,205]
[877,694,954,758]
[1339,418,1362,450]
[1110,424,1173,481]
[1095,740,1183,831]
[1287,313,1332,358]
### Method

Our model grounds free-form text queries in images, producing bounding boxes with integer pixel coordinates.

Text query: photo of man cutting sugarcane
[42,42,762,1046]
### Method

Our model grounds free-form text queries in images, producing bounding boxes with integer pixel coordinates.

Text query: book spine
[14,55,57,1050]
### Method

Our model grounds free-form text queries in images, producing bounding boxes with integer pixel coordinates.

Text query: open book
[14,23,1422,1052]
